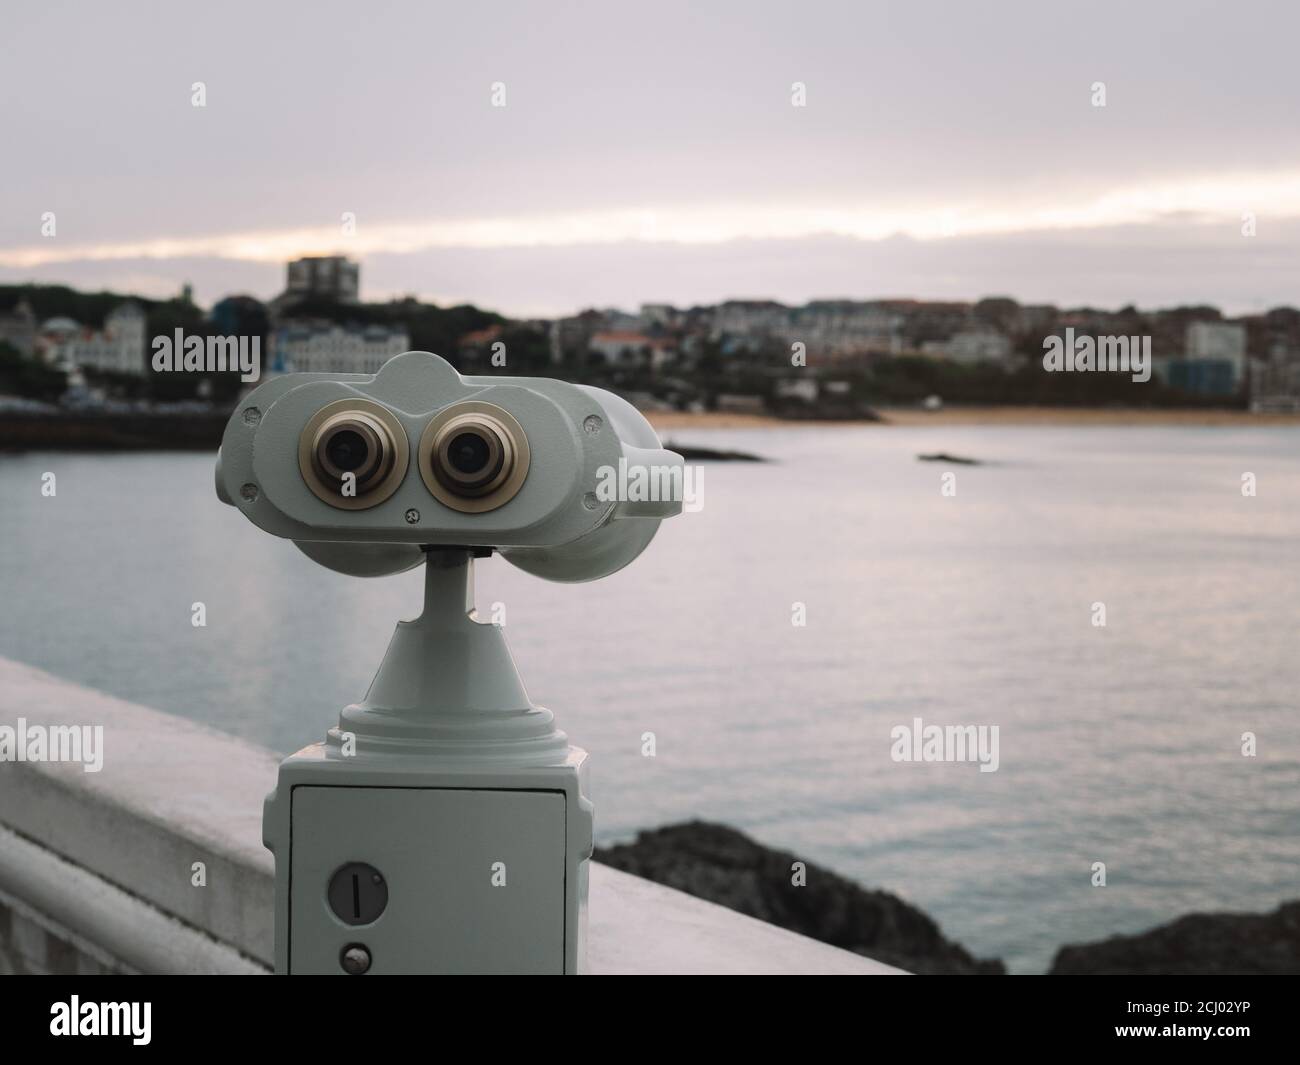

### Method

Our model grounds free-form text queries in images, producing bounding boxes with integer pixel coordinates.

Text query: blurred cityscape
[3,255,1300,421]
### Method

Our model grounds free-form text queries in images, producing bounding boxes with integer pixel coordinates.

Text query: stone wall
[0,657,901,975]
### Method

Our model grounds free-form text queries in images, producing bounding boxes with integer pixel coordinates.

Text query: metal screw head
[239,483,259,502]
[583,414,602,435]
[242,406,261,426]
[404,508,421,524]
[340,944,371,975]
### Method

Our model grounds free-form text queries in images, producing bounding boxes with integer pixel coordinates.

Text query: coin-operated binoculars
[216,352,681,973]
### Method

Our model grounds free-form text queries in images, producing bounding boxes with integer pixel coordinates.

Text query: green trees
[0,341,66,400]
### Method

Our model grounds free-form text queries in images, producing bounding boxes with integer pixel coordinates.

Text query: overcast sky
[3,0,1299,315]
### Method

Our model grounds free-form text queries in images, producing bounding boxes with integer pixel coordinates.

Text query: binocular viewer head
[216,351,683,581]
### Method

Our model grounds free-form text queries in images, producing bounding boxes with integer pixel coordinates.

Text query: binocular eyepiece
[218,351,683,582]
[299,398,529,513]
[418,401,530,513]
[299,399,409,510]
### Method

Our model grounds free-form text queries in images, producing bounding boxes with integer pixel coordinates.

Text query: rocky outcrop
[661,440,765,462]
[1050,900,1300,974]
[594,820,1004,974]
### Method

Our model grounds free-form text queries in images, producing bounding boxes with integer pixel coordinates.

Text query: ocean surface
[2,423,1298,973]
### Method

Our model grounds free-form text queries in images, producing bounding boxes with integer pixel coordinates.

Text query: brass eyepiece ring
[298,399,409,510]
[418,401,530,513]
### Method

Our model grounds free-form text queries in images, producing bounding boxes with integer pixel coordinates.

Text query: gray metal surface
[215,354,679,974]
[289,787,567,975]
[216,351,683,582]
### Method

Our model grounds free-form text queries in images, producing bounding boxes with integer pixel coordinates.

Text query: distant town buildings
[1186,320,1247,391]
[1186,320,1248,362]
[711,300,791,344]
[35,302,147,376]
[922,328,1013,365]
[0,297,36,357]
[259,255,414,374]
[538,295,1300,412]
[797,301,905,358]
[457,324,505,366]
[638,304,680,329]
[268,320,410,375]
[1153,321,1249,396]
[1249,353,1300,412]
[1157,357,1237,396]
[6,254,1300,414]
[588,330,677,368]
[271,255,360,312]
[211,294,269,339]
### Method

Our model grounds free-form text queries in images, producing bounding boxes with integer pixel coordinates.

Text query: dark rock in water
[664,440,765,462]
[1050,900,1300,975]
[594,820,1004,974]
[917,452,981,465]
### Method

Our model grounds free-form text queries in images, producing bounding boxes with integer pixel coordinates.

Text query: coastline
[645,406,1300,429]
[600,821,1300,975]
[3,404,1298,454]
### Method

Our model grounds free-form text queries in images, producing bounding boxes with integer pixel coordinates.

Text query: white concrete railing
[0,657,901,975]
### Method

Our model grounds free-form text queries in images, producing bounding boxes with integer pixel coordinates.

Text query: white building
[1187,320,1247,383]
[269,321,410,375]
[712,300,904,360]
[36,303,147,375]
[592,308,643,333]
[1186,320,1246,361]
[639,304,679,329]
[924,328,1013,364]
[796,303,905,359]
[284,256,360,303]
[588,330,677,368]
[711,301,791,340]
[1249,354,1300,412]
